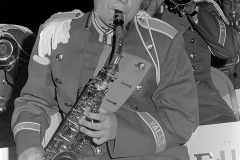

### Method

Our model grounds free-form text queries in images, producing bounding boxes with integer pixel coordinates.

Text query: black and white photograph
[0,0,239,160]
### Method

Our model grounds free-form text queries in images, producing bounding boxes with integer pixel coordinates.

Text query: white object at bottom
[0,148,8,160]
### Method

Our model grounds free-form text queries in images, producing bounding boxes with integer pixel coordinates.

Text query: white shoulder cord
[134,11,161,85]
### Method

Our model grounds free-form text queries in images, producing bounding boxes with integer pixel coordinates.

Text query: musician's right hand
[79,107,118,145]
[18,147,44,160]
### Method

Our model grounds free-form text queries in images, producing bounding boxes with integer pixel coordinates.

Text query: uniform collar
[85,11,132,45]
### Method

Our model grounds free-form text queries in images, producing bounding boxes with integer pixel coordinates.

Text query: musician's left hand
[78,107,118,145]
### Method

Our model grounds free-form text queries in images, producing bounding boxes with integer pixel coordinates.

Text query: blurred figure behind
[220,0,240,32]
[147,0,239,125]
[0,24,35,148]
[218,0,240,89]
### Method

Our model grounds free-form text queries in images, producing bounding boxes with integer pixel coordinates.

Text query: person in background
[218,0,240,89]
[220,0,240,33]
[11,0,199,160]
[147,0,239,125]
[0,24,34,151]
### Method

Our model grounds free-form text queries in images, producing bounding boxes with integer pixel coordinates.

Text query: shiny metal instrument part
[43,10,124,160]
[0,36,19,69]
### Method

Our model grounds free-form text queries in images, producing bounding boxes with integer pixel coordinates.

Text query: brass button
[55,78,62,84]
[135,85,142,91]
[0,106,6,112]
[2,79,7,84]
[56,54,63,61]
[196,80,201,85]
[131,105,138,110]
[76,13,81,17]
[135,63,145,71]
[139,18,145,23]
[95,147,103,155]
[190,53,196,59]
[64,102,73,107]
[0,96,5,101]
[191,38,195,43]
[189,26,194,31]
[146,42,153,50]
[192,66,196,72]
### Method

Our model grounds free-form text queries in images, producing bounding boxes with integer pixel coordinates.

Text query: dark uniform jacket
[162,2,238,124]
[12,10,199,160]
[0,24,34,148]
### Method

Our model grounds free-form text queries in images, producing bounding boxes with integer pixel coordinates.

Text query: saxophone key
[67,118,79,129]
[59,133,70,141]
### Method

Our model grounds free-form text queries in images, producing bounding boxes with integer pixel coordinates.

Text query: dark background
[0,0,94,34]
[0,0,94,149]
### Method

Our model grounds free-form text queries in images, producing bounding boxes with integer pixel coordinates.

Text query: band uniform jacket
[11,10,199,160]
[162,2,239,124]
[0,24,34,148]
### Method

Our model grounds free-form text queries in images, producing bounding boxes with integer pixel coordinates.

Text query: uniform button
[0,96,5,101]
[2,79,7,84]
[131,105,138,110]
[76,13,81,17]
[135,62,145,71]
[146,42,153,50]
[191,38,195,43]
[0,106,6,112]
[55,78,62,84]
[95,147,103,155]
[139,18,145,23]
[196,80,201,85]
[190,53,196,59]
[189,26,194,31]
[192,66,196,72]
[135,84,142,91]
[56,54,63,61]
[64,102,73,107]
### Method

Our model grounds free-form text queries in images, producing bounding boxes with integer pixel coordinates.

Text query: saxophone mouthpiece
[108,10,124,29]
[113,10,124,27]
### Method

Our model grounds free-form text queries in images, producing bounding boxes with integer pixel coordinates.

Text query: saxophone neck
[113,10,124,37]
[108,10,124,66]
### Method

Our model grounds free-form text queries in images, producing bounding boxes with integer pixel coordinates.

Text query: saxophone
[43,10,124,160]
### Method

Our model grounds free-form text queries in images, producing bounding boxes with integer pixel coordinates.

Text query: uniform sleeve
[187,4,239,59]
[108,33,199,158]
[11,24,59,157]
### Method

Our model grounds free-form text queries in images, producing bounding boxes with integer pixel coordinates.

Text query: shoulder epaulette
[43,9,84,28]
[136,11,178,39]
[37,10,84,59]
[0,24,33,34]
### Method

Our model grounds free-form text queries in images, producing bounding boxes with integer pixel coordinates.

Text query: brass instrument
[0,26,32,70]
[0,35,19,70]
[43,10,124,160]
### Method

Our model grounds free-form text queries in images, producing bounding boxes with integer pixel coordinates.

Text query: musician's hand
[145,0,165,16]
[78,108,118,145]
[18,147,44,160]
